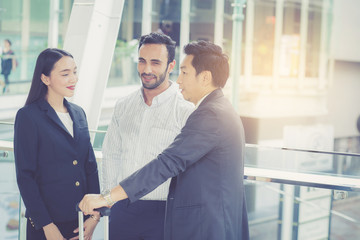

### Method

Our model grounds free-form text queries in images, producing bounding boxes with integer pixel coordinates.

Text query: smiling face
[137,43,174,90]
[177,54,204,105]
[41,56,78,99]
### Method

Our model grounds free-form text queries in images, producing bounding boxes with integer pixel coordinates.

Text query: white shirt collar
[140,81,177,106]
[195,93,210,110]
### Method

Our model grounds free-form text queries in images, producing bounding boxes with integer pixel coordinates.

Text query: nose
[143,63,152,74]
[176,76,181,84]
[71,72,78,83]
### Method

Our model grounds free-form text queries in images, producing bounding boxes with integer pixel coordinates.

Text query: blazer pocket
[172,204,203,239]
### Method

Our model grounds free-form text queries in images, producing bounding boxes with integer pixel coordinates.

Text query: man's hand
[79,194,108,216]
[43,222,66,240]
[79,185,129,215]
[70,212,100,240]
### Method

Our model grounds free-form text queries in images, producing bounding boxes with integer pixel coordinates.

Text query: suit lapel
[38,99,76,140]
[38,99,70,135]
[198,88,223,108]
[64,99,80,142]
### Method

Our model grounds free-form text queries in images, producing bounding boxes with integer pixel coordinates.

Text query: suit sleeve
[14,109,52,229]
[120,108,220,202]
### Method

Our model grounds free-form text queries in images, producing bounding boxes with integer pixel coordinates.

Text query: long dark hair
[25,48,73,105]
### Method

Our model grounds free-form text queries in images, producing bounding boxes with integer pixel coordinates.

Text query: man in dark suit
[80,40,249,240]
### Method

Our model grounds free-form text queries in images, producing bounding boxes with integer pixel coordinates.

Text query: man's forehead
[139,43,167,52]
[180,55,193,67]
[139,44,168,60]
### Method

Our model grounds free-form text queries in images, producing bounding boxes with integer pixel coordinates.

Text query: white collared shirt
[101,82,194,200]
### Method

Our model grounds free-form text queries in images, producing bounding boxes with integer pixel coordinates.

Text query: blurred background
[0,0,360,239]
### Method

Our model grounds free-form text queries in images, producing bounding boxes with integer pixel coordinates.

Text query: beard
[139,65,169,90]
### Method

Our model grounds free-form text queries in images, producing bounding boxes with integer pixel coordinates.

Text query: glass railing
[0,122,19,240]
[244,144,360,240]
[1,122,360,240]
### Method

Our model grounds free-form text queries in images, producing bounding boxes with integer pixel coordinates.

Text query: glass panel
[0,123,19,239]
[0,0,72,95]
[334,136,360,176]
[247,181,360,240]
[252,0,276,76]
[2,122,360,239]
[227,0,246,75]
[107,0,141,88]
[0,1,24,94]
[91,128,107,151]
[279,0,301,78]
[306,0,322,78]
[245,144,360,178]
[152,0,181,46]
[190,0,215,43]
[223,0,234,55]
[151,0,181,78]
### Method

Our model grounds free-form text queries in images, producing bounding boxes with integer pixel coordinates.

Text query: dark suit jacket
[121,89,249,240]
[14,98,100,230]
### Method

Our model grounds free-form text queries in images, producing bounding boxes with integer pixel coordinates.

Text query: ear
[167,60,176,74]
[41,74,50,86]
[201,70,213,86]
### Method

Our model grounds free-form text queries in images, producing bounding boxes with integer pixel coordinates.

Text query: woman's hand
[70,212,100,240]
[43,222,66,240]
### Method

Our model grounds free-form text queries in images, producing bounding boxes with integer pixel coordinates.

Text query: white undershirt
[56,112,74,137]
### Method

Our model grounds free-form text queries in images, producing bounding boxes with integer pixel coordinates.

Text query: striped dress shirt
[101,82,194,200]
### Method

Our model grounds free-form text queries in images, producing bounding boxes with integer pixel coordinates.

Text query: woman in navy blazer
[14,48,100,240]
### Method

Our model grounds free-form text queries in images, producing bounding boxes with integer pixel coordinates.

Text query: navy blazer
[14,98,100,230]
[121,89,249,240]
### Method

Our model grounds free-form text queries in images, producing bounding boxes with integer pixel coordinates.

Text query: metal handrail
[246,143,360,158]
[0,121,14,125]
[0,121,107,134]
[245,167,360,192]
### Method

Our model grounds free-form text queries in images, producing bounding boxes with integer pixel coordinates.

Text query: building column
[48,0,60,48]
[20,0,30,80]
[63,0,125,131]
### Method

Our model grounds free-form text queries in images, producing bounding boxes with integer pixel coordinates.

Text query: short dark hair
[25,48,73,105]
[138,32,176,64]
[183,41,229,88]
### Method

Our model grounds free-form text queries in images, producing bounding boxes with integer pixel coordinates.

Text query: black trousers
[109,199,166,240]
[26,218,78,240]
[2,74,9,93]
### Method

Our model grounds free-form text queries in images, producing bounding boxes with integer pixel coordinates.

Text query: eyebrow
[138,57,162,63]
[59,67,77,72]
[151,59,162,63]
